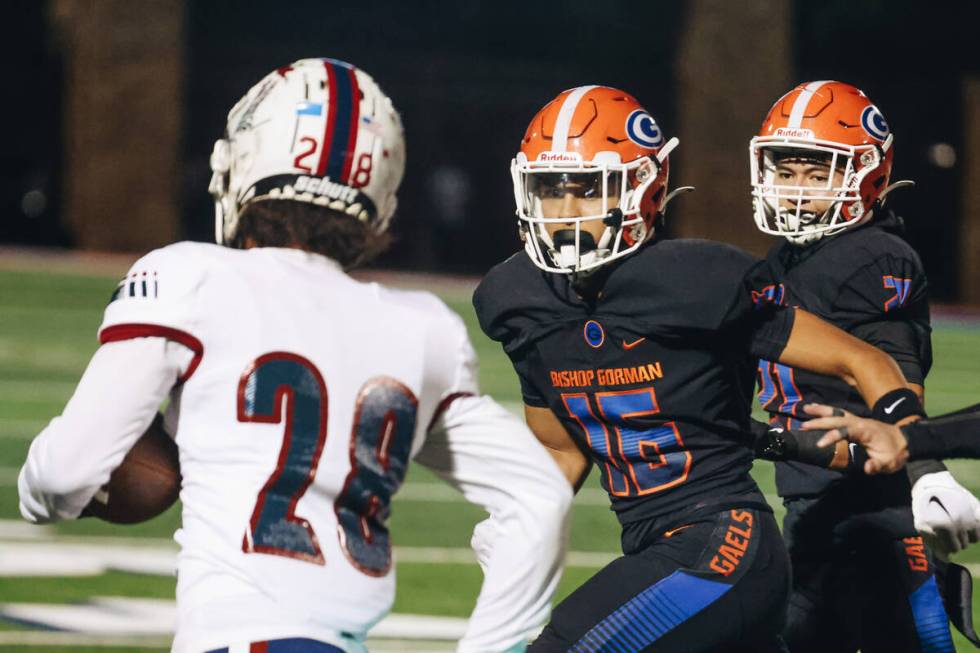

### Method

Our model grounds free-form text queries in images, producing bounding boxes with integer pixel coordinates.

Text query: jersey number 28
[237,352,416,576]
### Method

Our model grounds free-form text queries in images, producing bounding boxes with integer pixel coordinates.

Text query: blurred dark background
[3,0,979,301]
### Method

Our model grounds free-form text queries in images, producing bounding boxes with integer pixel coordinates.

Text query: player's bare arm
[748,309,925,474]
[524,404,591,491]
[777,309,913,409]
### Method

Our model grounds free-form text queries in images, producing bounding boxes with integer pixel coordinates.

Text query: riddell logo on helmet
[537,152,582,163]
[774,128,815,139]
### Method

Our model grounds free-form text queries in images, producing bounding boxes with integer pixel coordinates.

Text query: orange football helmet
[750,81,896,245]
[513,85,679,273]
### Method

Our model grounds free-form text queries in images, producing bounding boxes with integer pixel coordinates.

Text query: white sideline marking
[0,519,53,540]
[0,379,76,401]
[0,631,454,652]
[397,482,782,509]
[0,597,468,642]
[0,541,178,576]
[396,546,618,568]
[1,597,174,634]
[0,417,47,438]
[373,614,468,639]
[7,521,975,577]
[0,466,20,486]
[0,632,173,648]
[397,482,611,507]
[0,538,618,576]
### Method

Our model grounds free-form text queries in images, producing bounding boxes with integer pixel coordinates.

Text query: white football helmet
[209,58,406,245]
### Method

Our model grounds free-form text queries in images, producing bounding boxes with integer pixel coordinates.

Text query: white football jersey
[99,242,481,650]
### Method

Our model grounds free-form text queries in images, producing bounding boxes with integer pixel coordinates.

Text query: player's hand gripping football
[82,413,181,524]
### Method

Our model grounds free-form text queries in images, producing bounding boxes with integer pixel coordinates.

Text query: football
[83,414,181,524]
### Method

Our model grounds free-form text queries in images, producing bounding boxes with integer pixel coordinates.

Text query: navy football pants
[530,508,790,652]
[782,497,955,653]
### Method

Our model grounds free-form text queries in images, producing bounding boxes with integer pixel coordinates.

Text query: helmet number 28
[237,352,416,575]
[562,387,692,496]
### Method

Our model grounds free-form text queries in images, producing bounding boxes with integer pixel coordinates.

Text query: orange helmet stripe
[787,80,828,128]
[551,85,598,152]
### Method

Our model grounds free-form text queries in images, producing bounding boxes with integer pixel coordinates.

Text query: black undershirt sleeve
[850,319,931,386]
[905,404,980,460]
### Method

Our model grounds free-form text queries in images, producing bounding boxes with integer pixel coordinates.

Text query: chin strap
[663,186,695,210]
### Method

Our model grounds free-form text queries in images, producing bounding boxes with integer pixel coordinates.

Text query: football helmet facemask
[513,86,680,274]
[209,58,406,246]
[750,80,896,245]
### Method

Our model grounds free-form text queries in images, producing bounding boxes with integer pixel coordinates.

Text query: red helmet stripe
[339,66,361,184]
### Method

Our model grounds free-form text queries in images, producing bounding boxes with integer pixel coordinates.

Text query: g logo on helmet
[860,105,889,142]
[626,110,665,149]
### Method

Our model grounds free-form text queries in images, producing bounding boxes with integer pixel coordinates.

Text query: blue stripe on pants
[570,570,731,652]
[909,576,955,652]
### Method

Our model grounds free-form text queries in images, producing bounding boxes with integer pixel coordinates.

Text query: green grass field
[2,263,980,651]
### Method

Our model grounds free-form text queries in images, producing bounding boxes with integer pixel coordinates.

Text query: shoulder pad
[473,252,574,352]
[601,239,763,333]
[812,228,925,320]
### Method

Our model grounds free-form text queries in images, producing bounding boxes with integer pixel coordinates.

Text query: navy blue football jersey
[474,239,795,526]
[758,211,932,498]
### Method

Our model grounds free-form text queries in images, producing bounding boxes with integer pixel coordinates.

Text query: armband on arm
[872,388,925,424]
[752,418,866,471]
